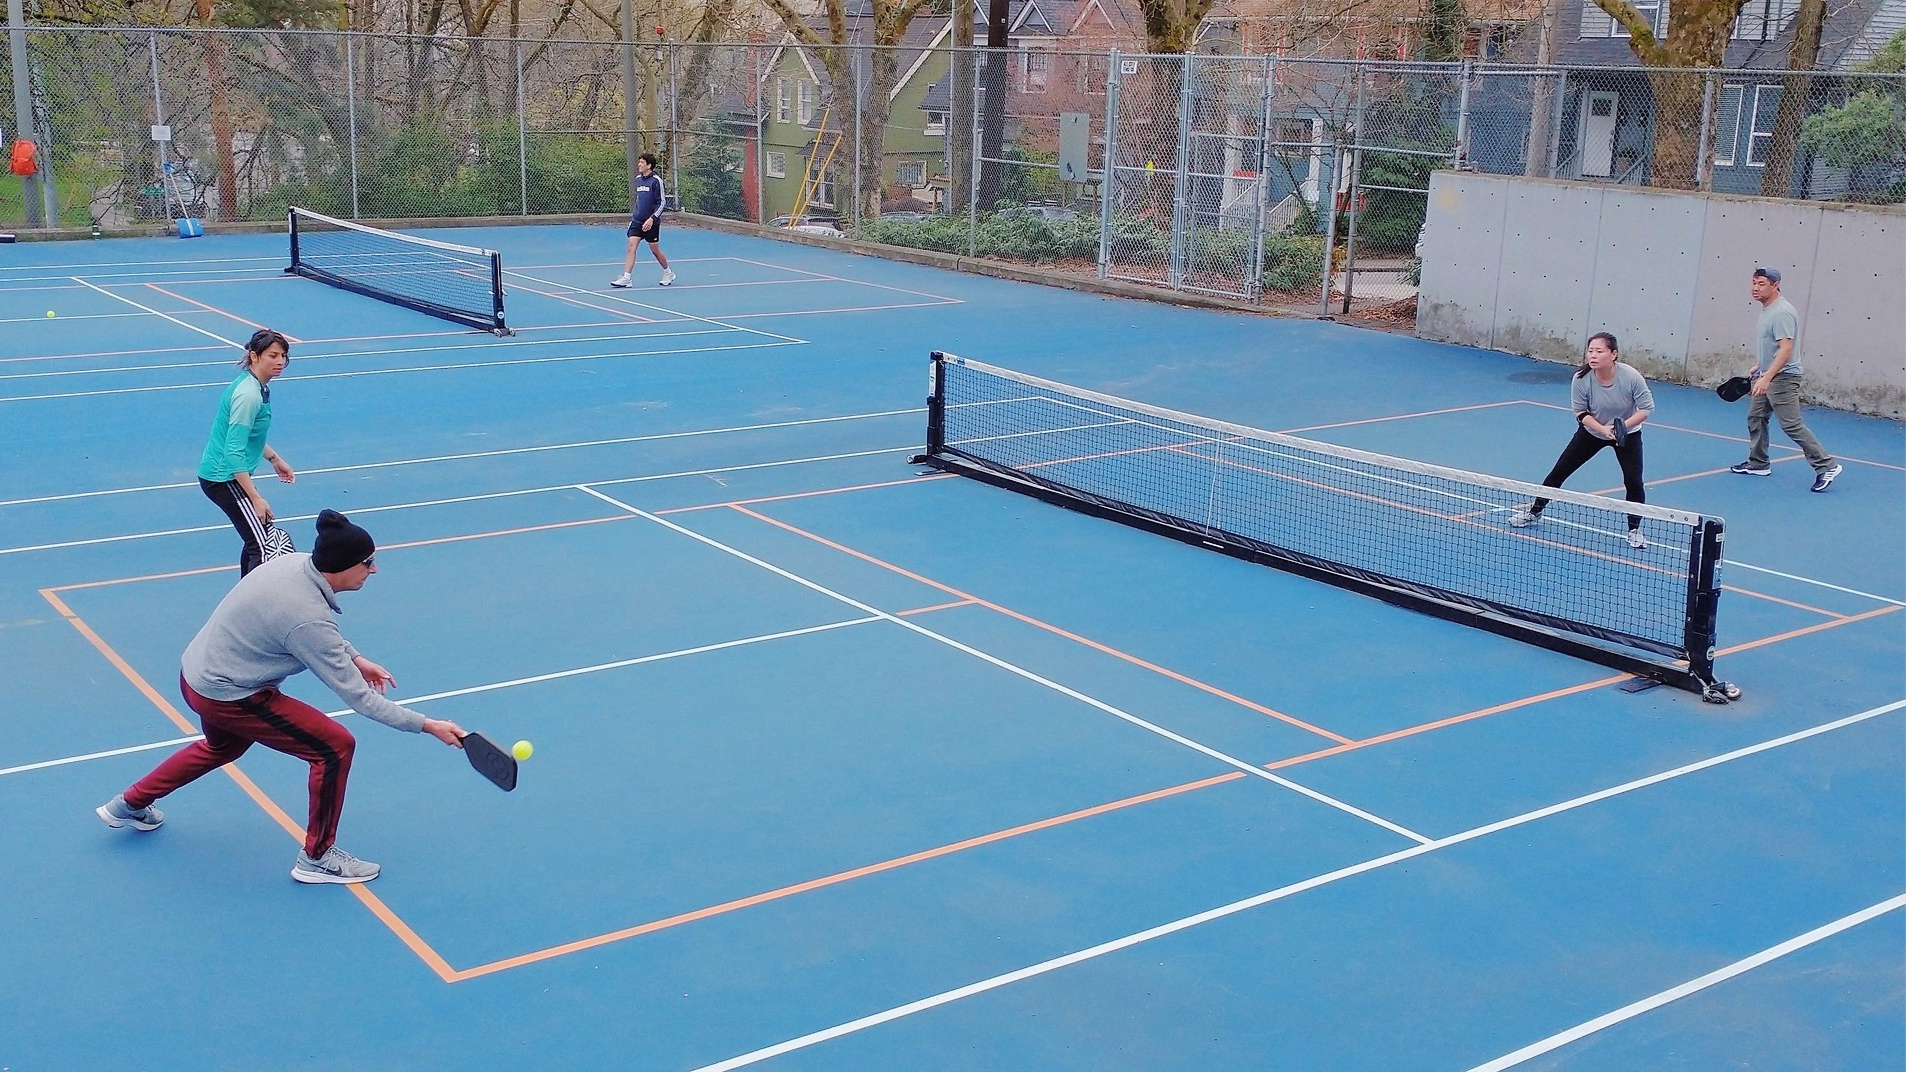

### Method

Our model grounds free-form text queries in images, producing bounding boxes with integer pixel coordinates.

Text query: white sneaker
[610,273,631,288]
[1508,506,1540,527]
[659,268,675,287]
[1626,528,1647,549]
[292,846,381,884]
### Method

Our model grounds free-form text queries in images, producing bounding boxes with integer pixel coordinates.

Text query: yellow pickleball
[46,310,56,318]
[511,739,533,761]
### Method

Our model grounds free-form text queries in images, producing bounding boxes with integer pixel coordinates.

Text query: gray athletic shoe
[1626,528,1647,550]
[292,846,381,885]
[1810,463,1843,493]
[609,272,631,289]
[1729,461,1772,476]
[1508,506,1540,527]
[96,793,164,831]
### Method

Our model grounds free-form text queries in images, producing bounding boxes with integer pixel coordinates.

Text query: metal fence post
[1454,58,1472,170]
[515,38,528,214]
[1249,54,1276,303]
[967,48,980,258]
[1340,70,1365,314]
[1695,71,1715,190]
[853,45,863,229]
[1168,51,1193,290]
[1318,137,1341,315]
[754,45,765,223]
[148,33,165,224]
[668,41,681,207]
[346,33,360,218]
[1098,48,1120,280]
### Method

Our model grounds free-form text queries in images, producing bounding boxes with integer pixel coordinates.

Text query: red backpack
[9,139,37,177]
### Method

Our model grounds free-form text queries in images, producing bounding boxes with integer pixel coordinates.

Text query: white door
[1580,91,1618,177]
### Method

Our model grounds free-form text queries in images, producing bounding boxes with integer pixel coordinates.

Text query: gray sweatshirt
[181,553,426,732]
[1570,362,1655,437]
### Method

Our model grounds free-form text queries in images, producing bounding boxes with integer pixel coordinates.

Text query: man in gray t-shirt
[1729,267,1841,492]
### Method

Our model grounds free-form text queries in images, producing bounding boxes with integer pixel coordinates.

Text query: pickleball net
[287,207,511,335]
[914,352,1737,699]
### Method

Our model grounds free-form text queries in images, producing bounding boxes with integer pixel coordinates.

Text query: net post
[1684,517,1725,685]
[490,250,509,335]
[285,207,300,273]
[915,351,949,463]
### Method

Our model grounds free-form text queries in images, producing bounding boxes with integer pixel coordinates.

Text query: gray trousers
[1747,373,1835,472]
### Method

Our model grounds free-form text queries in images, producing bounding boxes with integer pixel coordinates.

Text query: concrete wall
[1418,171,1906,418]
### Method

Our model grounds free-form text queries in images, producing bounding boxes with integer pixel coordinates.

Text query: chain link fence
[7,29,1903,312]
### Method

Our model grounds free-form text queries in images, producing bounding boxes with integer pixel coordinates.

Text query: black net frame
[287,207,510,335]
[916,352,1729,694]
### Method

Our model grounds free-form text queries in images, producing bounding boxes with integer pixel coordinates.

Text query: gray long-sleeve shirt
[180,553,425,732]
[1570,362,1655,435]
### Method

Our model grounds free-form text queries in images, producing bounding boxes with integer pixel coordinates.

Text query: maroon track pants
[126,676,357,858]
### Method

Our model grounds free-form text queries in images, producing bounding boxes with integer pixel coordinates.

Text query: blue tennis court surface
[2,222,1900,1071]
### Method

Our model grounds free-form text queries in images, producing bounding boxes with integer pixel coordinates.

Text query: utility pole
[8,0,55,226]
[1523,0,1556,177]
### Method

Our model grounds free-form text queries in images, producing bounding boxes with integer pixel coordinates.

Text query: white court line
[0,338,801,404]
[507,269,806,346]
[1,617,885,779]
[577,485,1431,845]
[0,326,738,384]
[0,735,205,777]
[311,616,886,718]
[0,445,917,555]
[0,407,922,508]
[716,300,963,319]
[1721,560,1906,608]
[71,277,240,347]
[1468,891,1906,1071]
[730,256,969,305]
[1520,399,1906,472]
[691,697,1906,1072]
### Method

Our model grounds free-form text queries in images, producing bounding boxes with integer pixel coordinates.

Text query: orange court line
[1719,585,1846,619]
[1612,457,1805,492]
[897,599,979,616]
[38,588,460,982]
[142,283,285,338]
[725,503,1356,745]
[654,473,955,515]
[1715,603,1900,657]
[448,772,1243,982]
[45,514,641,592]
[1278,399,1527,435]
[1524,400,1906,473]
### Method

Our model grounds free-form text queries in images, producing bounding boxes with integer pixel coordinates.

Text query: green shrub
[1261,231,1326,293]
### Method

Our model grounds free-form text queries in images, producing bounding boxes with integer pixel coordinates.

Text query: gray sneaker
[1626,528,1647,550]
[1810,463,1843,493]
[1508,506,1540,527]
[96,793,164,831]
[292,846,381,885]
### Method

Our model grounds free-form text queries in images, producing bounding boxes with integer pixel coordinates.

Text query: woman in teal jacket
[199,329,296,575]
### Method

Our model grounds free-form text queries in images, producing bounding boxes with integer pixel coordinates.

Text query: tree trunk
[194,0,238,218]
[1646,67,1703,188]
[1758,0,1825,197]
[948,0,972,213]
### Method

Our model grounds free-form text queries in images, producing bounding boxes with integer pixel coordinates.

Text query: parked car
[769,214,844,237]
[1005,203,1079,223]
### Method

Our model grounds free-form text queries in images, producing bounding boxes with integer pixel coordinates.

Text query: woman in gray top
[1511,332,1655,549]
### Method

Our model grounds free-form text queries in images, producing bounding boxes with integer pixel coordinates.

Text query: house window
[1613,0,1659,36]
[776,79,790,123]
[896,160,926,186]
[1581,0,1658,37]
[798,81,816,126]
[1026,50,1051,91]
[809,176,833,206]
[1713,84,1743,166]
[924,110,947,136]
[1735,0,1798,40]
[766,151,786,178]
[1079,55,1108,95]
[1746,83,1779,166]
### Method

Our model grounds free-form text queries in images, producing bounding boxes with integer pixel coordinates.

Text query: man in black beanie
[97,509,466,884]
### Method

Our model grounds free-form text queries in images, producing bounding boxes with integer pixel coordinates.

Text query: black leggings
[1531,426,1645,530]
[200,478,270,575]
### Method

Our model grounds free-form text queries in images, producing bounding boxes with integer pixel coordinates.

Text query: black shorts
[627,217,663,242]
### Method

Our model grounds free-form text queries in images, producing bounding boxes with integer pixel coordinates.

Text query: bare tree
[1589,0,1751,189]
[757,0,937,218]
[1757,0,1825,196]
